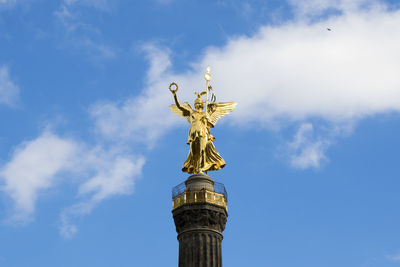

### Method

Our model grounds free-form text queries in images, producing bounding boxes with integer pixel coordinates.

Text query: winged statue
[169,69,236,174]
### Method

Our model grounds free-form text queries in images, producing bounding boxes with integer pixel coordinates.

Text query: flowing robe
[182,111,225,174]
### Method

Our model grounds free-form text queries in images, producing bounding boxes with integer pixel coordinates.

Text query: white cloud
[78,151,144,202]
[0,132,78,223]
[0,130,144,236]
[60,150,144,238]
[90,45,177,146]
[0,66,19,107]
[91,2,400,168]
[59,212,78,238]
[287,123,329,169]
[286,122,354,168]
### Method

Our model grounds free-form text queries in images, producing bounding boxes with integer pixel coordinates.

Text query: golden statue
[169,67,236,174]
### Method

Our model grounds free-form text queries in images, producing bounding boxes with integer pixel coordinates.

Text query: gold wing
[207,102,237,127]
[170,102,193,123]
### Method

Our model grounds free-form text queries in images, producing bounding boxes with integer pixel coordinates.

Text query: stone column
[172,174,228,267]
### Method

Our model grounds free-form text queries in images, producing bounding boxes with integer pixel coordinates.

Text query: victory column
[170,67,236,267]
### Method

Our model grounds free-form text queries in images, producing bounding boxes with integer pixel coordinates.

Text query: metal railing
[172,181,228,210]
[214,182,228,201]
[172,189,227,210]
[172,182,186,198]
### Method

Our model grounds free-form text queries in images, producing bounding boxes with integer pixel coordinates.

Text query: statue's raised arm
[169,82,193,123]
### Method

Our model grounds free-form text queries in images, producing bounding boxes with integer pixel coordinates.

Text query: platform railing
[172,189,227,210]
[172,181,228,210]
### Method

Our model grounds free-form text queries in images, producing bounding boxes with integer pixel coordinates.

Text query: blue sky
[1,0,400,266]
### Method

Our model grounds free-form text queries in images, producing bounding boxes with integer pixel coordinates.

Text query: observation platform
[172,174,228,210]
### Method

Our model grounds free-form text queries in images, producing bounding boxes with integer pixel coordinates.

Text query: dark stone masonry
[172,174,228,267]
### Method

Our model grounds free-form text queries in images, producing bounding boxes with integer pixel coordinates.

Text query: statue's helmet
[194,91,206,110]
[195,97,204,109]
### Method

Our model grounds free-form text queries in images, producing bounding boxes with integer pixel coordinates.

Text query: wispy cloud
[386,251,400,262]
[91,1,400,168]
[0,0,17,9]
[0,0,34,10]
[286,123,329,169]
[290,0,381,17]
[0,130,144,237]
[89,45,176,146]
[53,0,116,60]
[64,0,111,10]
[155,0,174,5]
[59,147,144,239]
[0,65,20,107]
[0,132,78,224]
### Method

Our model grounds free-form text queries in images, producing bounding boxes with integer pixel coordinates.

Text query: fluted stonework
[173,204,227,267]
[172,174,228,267]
